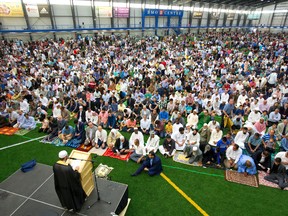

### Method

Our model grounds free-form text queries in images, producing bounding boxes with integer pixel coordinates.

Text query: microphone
[68,157,79,160]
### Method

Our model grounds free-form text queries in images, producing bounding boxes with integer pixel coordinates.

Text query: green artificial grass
[0,127,286,216]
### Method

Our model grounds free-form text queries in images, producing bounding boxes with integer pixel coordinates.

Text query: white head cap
[58,150,68,159]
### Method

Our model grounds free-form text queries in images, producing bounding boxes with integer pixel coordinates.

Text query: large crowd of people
[0,31,288,188]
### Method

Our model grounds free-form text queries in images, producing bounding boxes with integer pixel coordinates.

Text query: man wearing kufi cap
[145,131,160,153]
[53,150,86,212]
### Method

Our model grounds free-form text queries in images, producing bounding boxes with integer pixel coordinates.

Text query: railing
[0,24,287,34]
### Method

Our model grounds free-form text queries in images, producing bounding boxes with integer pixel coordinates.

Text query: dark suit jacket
[143,156,163,176]
[77,110,86,123]
[252,151,271,170]
[126,98,135,108]
[114,138,129,151]
[75,122,86,141]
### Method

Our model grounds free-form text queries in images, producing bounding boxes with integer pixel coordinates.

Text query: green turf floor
[0,130,286,216]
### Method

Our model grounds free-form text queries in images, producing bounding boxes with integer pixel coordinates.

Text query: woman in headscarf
[107,129,122,150]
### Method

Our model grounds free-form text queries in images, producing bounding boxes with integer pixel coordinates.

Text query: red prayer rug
[258,171,288,190]
[0,127,19,136]
[225,170,259,188]
[103,148,132,161]
[76,144,93,152]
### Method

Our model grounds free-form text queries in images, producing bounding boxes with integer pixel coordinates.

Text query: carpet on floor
[258,171,288,190]
[15,129,30,136]
[225,170,259,188]
[103,148,132,161]
[0,126,19,135]
[173,151,201,166]
[88,147,106,156]
[76,143,93,152]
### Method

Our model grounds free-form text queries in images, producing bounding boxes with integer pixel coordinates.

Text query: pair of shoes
[131,173,137,177]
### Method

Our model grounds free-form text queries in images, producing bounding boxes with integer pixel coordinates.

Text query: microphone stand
[69,157,111,210]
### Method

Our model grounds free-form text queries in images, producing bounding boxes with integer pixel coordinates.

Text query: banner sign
[210,12,220,20]
[247,13,260,20]
[143,9,183,17]
[193,11,203,19]
[113,7,129,18]
[227,13,235,20]
[96,6,112,17]
[38,4,49,17]
[0,1,24,17]
[26,4,39,17]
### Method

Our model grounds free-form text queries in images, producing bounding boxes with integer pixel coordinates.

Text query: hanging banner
[96,6,112,17]
[227,13,235,20]
[143,9,184,17]
[26,4,39,17]
[114,7,129,18]
[38,4,49,17]
[0,1,24,17]
[193,11,203,19]
[211,12,220,20]
[247,13,260,20]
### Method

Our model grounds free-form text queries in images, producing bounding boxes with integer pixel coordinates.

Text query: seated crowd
[0,32,288,188]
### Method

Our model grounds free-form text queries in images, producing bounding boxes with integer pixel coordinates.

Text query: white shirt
[85,110,93,123]
[146,135,160,152]
[131,144,146,156]
[234,131,249,149]
[20,99,29,113]
[140,118,151,130]
[187,113,198,127]
[221,93,229,104]
[275,152,288,169]
[208,121,220,131]
[10,111,19,121]
[226,145,242,163]
[129,131,144,148]
[237,94,248,107]
[39,96,49,107]
[186,133,200,146]
[247,112,261,124]
[173,132,186,145]
[53,107,61,118]
[209,129,223,146]
[95,129,107,142]
[172,123,183,137]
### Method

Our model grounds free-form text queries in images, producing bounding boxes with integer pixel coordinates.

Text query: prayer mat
[88,147,106,156]
[39,137,57,144]
[65,139,81,149]
[258,171,288,190]
[225,170,259,188]
[51,138,65,147]
[0,127,19,136]
[76,144,93,152]
[103,148,132,161]
[15,129,30,136]
[173,151,201,167]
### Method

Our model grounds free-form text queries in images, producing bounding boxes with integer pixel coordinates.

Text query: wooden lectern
[68,150,94,196]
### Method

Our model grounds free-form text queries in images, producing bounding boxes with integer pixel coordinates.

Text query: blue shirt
[62,126,74,135]
[159,111,169,121]
[280,138,288,151]
[223,104,234,117]
[216,140,231,152]
[237,155,257,175]
[262,134,276,142]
